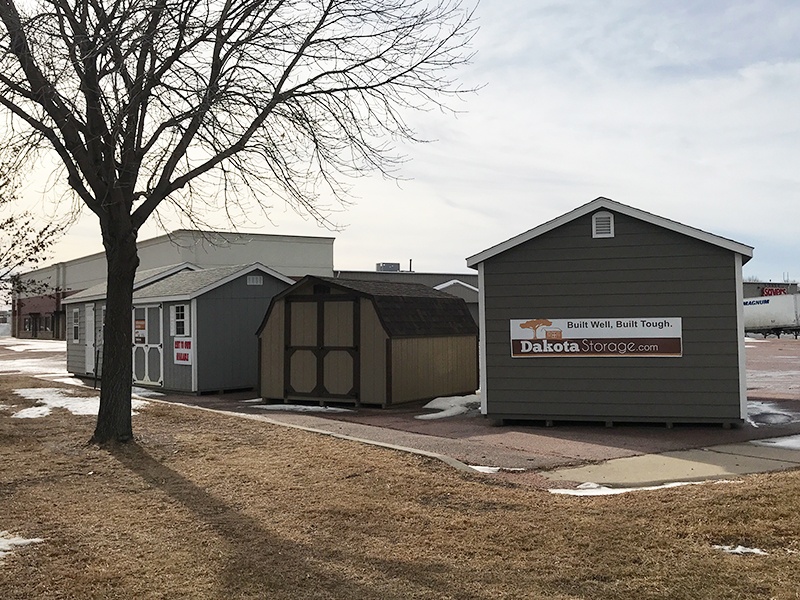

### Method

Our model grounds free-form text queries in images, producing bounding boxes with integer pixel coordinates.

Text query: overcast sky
[22,0,800,281]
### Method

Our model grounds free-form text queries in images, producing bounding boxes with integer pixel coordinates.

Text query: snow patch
[713,544,768,556]
[549,480,709,496]
[49,377,90,387]
[0,358,69,375]
[10,388,148,419]
[11,405,52,419]
[3,340,66,353]
[0,531,44,563]
[132,387,164,398]
[468,465,526,474]
[253,403,353,414]
[751,434,800,451]
[747,400,800,427]
[416,393,480,420]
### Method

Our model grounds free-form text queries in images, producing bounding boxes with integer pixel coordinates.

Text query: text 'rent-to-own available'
[510,318,682,357]
[174,338,193,365]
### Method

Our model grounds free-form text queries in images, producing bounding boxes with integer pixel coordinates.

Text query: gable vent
[592,211,614,238]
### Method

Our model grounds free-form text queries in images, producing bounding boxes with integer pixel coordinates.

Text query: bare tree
[0,0,476,443]
[0,165,62,299]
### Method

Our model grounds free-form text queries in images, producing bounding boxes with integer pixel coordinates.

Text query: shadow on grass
[108,441,483,599]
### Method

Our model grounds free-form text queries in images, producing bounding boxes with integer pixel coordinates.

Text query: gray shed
[466,197,753,426]
[65,263,292,393]
[258,276,479,406]
[63,263,200,378]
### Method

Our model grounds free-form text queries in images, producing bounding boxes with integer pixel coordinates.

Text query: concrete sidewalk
[542,439,800,486]
[160,396,800,488]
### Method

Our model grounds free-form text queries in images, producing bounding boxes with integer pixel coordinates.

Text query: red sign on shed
[174,338,193,365]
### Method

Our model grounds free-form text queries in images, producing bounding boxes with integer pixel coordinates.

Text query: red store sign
[762,288,788,296]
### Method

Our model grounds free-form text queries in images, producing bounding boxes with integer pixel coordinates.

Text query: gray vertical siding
[195,274,289,392]
[66,305,85,374]
[161,301,193,392]
[483,211,743,423]
[65,301,102,377]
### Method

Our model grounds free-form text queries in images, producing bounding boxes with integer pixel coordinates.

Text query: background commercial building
[12,230,335,340]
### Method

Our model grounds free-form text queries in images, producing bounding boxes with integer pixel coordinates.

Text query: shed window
[247,275,264,286]
[72,309,80,343]
[170,304,190,337]
[23,317,32,332]
[592,211,614,238]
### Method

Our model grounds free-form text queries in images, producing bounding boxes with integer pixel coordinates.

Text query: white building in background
[12,230,335,340]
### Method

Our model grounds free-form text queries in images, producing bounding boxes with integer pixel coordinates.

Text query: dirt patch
[2,375,800,599]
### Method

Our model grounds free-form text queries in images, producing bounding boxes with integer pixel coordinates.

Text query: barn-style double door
[284,296,360,402]
[132,305,163,387]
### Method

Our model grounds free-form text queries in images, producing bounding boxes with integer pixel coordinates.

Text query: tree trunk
[91,222,139,444]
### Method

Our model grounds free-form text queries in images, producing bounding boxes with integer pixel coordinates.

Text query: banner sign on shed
[174,338,193,365]
[510,318,682,358]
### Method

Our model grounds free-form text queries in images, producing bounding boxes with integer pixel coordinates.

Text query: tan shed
[257,276,479,406]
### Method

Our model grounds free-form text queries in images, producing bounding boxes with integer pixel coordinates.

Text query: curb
[141,397,476,474]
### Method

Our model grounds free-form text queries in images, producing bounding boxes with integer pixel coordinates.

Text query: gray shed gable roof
[259,276,478,338]
[62,262,200,304]
[434,279,479,294]
[133,263,293,302]
[466,197,754,267]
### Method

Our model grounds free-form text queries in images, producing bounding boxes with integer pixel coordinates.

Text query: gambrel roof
[258,275,478,338]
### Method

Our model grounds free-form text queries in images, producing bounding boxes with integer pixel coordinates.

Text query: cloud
[24,1,800,280]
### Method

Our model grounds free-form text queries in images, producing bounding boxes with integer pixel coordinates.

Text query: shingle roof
[133,264,250,300]
[63,263,198,303]
[317,277,456,299]
[284,276,478,338]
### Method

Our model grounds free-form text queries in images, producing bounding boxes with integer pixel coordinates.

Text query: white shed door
[132,305,163,386]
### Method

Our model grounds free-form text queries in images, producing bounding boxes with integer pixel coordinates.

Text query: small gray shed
[63,262,200,378]
[65,263,292,393]
[258,276,479,406]
[467,197,753,426]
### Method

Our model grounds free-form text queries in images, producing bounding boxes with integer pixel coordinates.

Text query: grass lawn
[2,374,800,599]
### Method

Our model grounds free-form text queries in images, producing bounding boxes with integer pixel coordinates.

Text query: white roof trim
[434,279,479,293]
[62,262,201,304]
[133,263,294,303]
[466,197,753,267]
[62,293,106,305]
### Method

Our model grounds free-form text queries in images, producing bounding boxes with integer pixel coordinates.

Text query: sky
[15,0,800,281]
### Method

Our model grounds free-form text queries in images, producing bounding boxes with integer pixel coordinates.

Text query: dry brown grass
[2,374,800,599]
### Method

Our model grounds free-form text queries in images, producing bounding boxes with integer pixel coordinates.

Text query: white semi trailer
[743,294,800,338]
